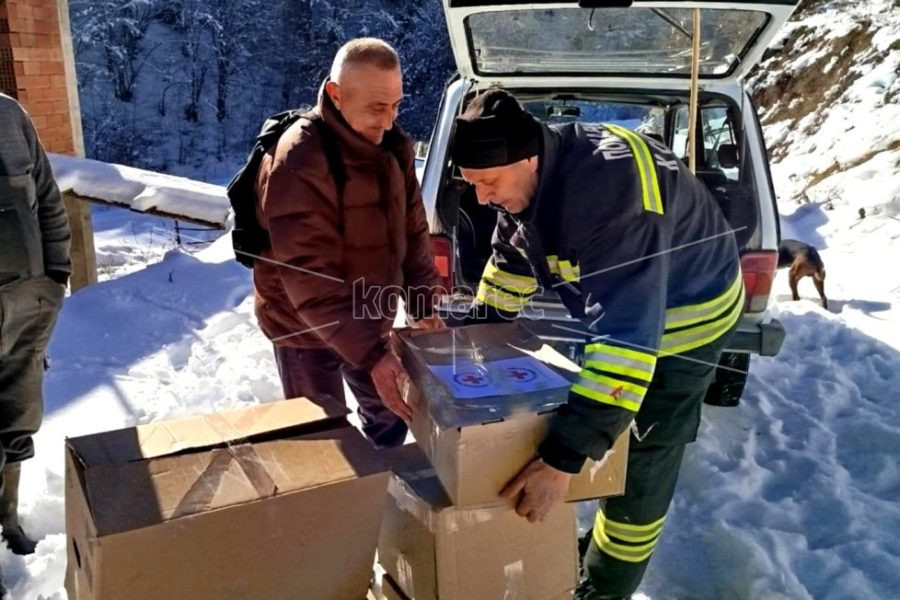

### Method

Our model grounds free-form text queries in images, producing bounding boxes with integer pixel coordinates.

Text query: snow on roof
[49,153,231,226]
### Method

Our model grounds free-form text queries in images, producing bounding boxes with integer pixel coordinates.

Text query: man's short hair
[330,38,400,82]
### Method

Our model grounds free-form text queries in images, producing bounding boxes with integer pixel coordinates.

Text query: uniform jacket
[472,122,742,472]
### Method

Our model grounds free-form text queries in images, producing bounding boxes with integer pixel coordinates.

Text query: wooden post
[687,8,702,174]
[56,0,96,290]
[63,192,98,291]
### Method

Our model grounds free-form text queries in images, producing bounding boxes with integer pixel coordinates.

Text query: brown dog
[778,239,827,309]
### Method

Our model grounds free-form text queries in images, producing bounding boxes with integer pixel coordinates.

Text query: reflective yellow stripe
[476,282,526,312]
[665,271,744,329]
[593,529,658,563]
[482,262,538,295]
[584,343,656,366]
[660,289,743,355]
[571,384,641,412]
[583,363,650,383]
[604,123,663,215]
[595,511,666,541]
[608,123,663,215]
[584,344,657,382]
[571,369,647,412]
[545,255,580,282]
[593,511,666,562]
[584,359,654,383]
[580,370,647,397]
[558,259,580,282]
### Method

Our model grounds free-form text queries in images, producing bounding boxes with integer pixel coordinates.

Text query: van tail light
[741,251,778,313]
[431,235,453,294]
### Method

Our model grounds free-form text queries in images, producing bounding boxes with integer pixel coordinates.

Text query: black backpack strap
[258,109,305,150]
[305,113,346,197]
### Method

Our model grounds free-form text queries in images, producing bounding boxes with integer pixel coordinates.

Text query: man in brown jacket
[254,38,443,447]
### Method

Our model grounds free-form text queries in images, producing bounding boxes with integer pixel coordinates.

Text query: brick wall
[0,0,78,155]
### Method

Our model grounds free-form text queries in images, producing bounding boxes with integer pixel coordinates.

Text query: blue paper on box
[427,356,571,400]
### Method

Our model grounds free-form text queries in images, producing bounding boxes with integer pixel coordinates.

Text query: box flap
[83,423,388,536]
[67,397,349,467]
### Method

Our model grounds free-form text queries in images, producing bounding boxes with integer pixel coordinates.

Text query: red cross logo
[503,366,537,384]
[454,371,489,387]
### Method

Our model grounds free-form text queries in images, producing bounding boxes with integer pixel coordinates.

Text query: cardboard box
[65,398,390,600]
[378,445,578,600]
[394,322,628,507]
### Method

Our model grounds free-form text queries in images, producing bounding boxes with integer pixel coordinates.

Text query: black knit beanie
[451,88,541,169]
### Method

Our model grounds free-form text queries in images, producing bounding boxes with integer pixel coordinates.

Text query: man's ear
[527,156,539,172]
[325,81,341,109]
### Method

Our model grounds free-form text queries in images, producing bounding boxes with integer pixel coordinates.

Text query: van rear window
[466,7,768,78]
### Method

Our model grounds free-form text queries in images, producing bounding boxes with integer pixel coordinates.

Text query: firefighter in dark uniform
[450,89,742,598]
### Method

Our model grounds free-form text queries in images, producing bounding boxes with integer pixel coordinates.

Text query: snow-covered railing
[49,154,230,227]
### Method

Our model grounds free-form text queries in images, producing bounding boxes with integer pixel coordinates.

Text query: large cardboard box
[65,398,390,600]
[378,445,578,600]
[394,322,628,507]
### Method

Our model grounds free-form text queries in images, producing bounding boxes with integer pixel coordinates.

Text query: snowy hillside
[1,1,898,598]
[69,0,455,181]
[748,0,900,216]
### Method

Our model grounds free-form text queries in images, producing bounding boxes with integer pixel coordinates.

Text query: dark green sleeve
[26,117,71,280]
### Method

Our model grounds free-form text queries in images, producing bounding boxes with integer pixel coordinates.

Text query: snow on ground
[91,205,222,281]
[5,179,898,598]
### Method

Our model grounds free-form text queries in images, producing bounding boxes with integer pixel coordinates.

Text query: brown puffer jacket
[253,82,440,370]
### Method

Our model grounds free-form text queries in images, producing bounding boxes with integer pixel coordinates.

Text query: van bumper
[725,318,785,356]
[436,301,785,357]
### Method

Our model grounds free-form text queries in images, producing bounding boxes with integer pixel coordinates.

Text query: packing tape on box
[171,442,277,519]
[388,476,439,534]
[395,554,415,598]
[503,559,525,599]
[388,474,501,534]
[445,507,499,533]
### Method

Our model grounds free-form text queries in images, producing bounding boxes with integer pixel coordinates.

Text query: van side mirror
[414,140,430,160]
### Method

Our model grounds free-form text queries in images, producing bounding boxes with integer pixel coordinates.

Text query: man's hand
[370,350,413,422]
[500,458,572,523]
[412,314,447,330]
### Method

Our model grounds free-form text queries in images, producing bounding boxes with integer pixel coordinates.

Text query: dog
[778,239,827,309]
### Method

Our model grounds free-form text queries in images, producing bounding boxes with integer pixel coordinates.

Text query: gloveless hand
[500,458,572,523]
[370,350,413,422]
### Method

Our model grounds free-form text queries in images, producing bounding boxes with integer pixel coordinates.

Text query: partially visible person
[253,39,443,448]
[0,93,70,574]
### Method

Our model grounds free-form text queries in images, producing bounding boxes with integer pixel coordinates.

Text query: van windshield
[466,7,768,77]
